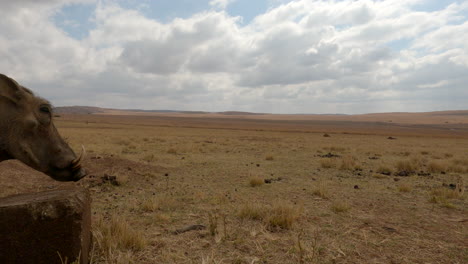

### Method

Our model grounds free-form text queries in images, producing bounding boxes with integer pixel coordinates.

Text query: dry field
[1,113,467,264]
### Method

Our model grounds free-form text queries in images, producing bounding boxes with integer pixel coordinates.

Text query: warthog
[0,73,86,181]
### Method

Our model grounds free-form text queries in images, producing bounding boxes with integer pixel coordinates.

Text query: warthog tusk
[71,145,86,169]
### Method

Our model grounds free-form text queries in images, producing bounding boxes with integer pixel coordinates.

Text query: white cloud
[0,0,467,114]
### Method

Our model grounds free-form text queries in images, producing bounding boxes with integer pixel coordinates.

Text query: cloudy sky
[1,0,467,114]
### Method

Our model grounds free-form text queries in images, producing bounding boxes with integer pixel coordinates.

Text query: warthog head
[0,73,86,181]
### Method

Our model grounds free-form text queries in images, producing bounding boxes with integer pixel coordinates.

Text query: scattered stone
[387,136,397,140]
[173,224,206,235]
[395,171,412,177]
[417,171,431,176]
[323,133,331,137]
[382,226,397,233]
[101,174,120,186]
[256,164,260,167]
[368,156,379,160]
[394,178,400,182]
[354,185,359,189]
[264,177,283,184]
[319,152,341,158]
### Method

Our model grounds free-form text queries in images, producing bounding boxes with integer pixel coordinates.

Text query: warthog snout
[47,145,87,182]
[0,73,87,182]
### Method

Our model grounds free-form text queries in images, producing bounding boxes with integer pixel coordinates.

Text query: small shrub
[249,177,264,187]
[238,203,265,221]
[312,181,330,199]
[167,148,177,154]
[140,197,160,212]
[265,155,274,161]
[265,203,301,230]
[398,183,412,192]
[331,201,350,213]
[427,160,447,173]
[142,154,155,163]
[320,159,336,169]
[430,187,463,200]
[395,159,418,174]
[94,215,147,254]
[340,155,362,171]
[376,164,393,175]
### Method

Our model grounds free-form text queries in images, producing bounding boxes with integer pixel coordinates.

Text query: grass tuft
[238,203,265,221]
[340,155,362,171]
[331,201,350,213]
[398,183,412,192]
[92,214,147,262]
[238,202,301,230]
[320,158,336,169]
[265,202,302,231]
[312,181,330,199]
[427,160,447,173]
[249,176,264,187]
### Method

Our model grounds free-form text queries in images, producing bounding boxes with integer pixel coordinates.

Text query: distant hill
[53,106,262,116]
[219,111,265,115]
[52,106,468,125]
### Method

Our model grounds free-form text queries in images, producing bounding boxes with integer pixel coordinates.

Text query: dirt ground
[1,113,466,264]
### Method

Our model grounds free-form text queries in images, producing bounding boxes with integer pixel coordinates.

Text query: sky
[0,0,467,114]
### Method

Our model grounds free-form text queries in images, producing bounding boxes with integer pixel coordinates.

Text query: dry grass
[319,158,336,169]
[430,187,464,200]
[92,214,147,263]
[238,203,265,221]
[265,202,302,230]
[339,155,362,171]
[376,164,393,175]
[5,113,466,263]
[166,148,177,154]
[238,202,301,230]
[312,181,330,199]
[427,160,448,173]
[249,176,264,187]
[331,201,350,213]
[395,159,419,173]
[398,183,413,193]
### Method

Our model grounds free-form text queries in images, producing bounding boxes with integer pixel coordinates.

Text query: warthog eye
[39,105,51,114]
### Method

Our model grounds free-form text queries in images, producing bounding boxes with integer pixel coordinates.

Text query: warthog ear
[0,73,23,104]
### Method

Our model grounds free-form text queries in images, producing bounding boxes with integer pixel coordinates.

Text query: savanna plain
[0,111,467,264]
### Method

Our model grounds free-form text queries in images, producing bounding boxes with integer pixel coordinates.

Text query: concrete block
[0,187,91,264]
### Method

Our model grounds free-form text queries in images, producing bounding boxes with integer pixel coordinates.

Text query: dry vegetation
[1,113,467,263]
